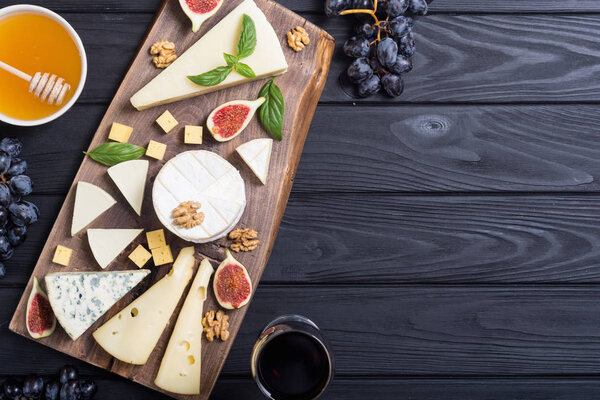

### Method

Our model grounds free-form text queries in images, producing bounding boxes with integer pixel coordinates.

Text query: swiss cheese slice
[45,269,150,340]
[152,150,245,243]
[88,229,144,269]
[130,0,288,110]
[236,138,273,184]
[71,182,117,236]
[154,258,214,394]
[93,247,196,365]
[107,160,149,215]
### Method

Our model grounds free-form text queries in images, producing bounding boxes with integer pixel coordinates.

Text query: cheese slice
[88,229,144,269]
[71,182,116,236]
[130,0,288,110]
[93,247,196,365]
[152,150,245,243]
[107,160,149,216]
[236,138,273,184]
[45,269,150,340]
[155,258,214,394]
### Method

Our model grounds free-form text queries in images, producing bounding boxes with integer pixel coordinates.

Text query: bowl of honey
[0,5,87,126]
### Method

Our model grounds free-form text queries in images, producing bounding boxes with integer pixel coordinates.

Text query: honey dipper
[0,60,71,106]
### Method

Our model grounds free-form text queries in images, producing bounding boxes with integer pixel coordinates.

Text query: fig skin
[213,250,253,309]
[26,277,56,339]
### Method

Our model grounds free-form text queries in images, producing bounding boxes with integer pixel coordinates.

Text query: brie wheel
[152,150,246,243]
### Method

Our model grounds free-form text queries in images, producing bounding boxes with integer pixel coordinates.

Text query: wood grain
[7,1,334,399]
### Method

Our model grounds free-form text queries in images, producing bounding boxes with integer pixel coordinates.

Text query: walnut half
[172,201,205,229]
[287,26,310,52]
[202,310,230,342]
[229,228,259,252]
[150,40,178,68]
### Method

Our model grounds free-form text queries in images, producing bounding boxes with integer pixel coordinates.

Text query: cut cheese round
[152,150,245,243]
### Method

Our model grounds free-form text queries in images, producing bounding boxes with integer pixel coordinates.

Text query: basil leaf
[224,53,238,66]
[187,66,232,86]
[237,14,256,59]
[83,143,145,166]
[258,78,284,141]
[235,62,256,78]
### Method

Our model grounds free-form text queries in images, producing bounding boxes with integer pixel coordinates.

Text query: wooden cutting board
[9,0,334,398]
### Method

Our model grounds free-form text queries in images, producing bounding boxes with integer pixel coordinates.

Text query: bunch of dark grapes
[0,137,39,280]
[325,0,430,97]
[0,365,97,400]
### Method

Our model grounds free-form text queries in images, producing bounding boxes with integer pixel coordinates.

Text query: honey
[0,13,81,121]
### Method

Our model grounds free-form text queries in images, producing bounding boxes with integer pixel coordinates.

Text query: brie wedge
[71,182,116,236]
[236,138,273,184]
[130,0,288,110]
[45,269,150,340]
[88,229,144,269]
[107,160,149,215]
[152,150,245,243]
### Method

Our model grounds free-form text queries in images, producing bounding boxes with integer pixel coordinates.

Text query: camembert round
[152,150,245,243]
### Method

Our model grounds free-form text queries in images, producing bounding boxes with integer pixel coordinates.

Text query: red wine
[257,331,331,400]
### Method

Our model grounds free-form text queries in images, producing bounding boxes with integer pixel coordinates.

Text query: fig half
[26,277,56,339]
[207,97,266,142]
[179,0,224,33]
[213,250,252,309]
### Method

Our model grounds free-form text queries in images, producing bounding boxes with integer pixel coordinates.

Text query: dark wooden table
[3,0,600,398]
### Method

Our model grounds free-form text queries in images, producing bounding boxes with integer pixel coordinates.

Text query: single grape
[347,57,373,83]
[389,54,413,74]
[357,74,381,97]
[59,365,79,385]
[0,151,11,175]
[368,54,383,72]
[8,201,39,226]
[343,36,370,58]
[397,32,415,56]
[0,138,22,158]
[0,184,11,208]
[60,380,81,400]
[355,21,376,38]
[352,0,373,9]
[324,0,351,16]
[376,37,398,68]
[382,73,405,96]
[44,380,61,400]
[23,375,44,399]
[384,0,408,17]
[407,0,428,15]
[78,380,97,400]
[6,158,27,178]
[11,225,26,236]
[8,226,26,247]
[0,262,5,279]
[388,16,413,38]
[9,175,33,197]
[3,379,21,398]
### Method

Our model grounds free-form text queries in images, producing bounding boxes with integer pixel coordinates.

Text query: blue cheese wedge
[45,269,150,340]
[152,150,245,243]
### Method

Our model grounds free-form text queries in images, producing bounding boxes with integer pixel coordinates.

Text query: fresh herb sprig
[188,14,257,86]
[84,143,146,166]
[258,78,284,140]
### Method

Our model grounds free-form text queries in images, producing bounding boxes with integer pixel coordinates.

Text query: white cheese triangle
[71,182,117,236]
[130,0,288,110]
[45,269,150,340]
[88,229,143,269]
[107,160,149,216]
[237,138,272,184]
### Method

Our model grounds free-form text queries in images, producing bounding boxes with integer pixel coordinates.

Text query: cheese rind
[93,247,196,364]
[88,229,144,269]
[236,138,273,184]
[45,269,150,340]
[154,258,214,394]
[130,0,288,110]
[107,160,149,216]
[71,182,116,236]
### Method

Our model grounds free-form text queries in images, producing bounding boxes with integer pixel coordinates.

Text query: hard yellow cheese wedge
[92,247,196,364]
[155,258,214,394]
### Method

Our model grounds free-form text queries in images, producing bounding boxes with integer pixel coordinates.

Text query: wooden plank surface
[7,0,334,398]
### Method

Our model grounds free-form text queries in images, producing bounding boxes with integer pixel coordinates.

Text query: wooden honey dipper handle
[0,60,71,106]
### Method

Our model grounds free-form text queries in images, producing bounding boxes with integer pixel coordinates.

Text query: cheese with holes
[93,247,196,364]
[45,269,150,340]
[152,150,245,243]
[88,229,143,269]
[155,258,214,394]
[236,138,273,184]
[146,229,167,249]
[107,160,149,216]
[71,182,116,236]
[130,0,288,110]
[128,245,152,268]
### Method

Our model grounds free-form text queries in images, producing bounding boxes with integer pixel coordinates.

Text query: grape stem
[340,0,383,41]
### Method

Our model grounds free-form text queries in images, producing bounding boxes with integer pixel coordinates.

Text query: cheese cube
[128,245,152,268]
[184,126,203,144]
[108,122,133,143]
[151,245,173,266]
[146,140,167,160]
[147,229,167,249]
[52,245,73,266]
[156,110,178,133]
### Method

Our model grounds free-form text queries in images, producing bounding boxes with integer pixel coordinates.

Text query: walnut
[228,228,259,252]
[287,26,310,52]
[172,201,205,229]
[202,310,230,342]
[150,40,178,68]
